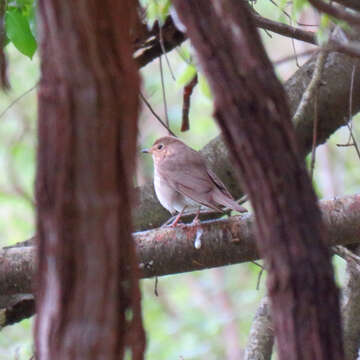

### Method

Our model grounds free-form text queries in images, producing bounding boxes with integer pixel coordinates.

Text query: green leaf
[144,0,170,25]
[198,74,212,99]
[292,0,307,16]
[177,64,197,87]
[5,8,37,58]
[316,14,331,45]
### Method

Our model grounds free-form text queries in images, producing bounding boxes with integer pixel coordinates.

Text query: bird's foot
[190,215,201,226]
[162,211,184,228]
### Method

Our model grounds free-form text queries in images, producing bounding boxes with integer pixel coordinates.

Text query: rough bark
[173,0,343,359]
[244,297,274,360]
[291,52,360,157]
[0,245,34,294]
[2,194,360,302]
[35,1,145,359]
[342,245,360,360]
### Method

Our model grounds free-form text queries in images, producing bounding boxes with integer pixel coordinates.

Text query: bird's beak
[141,148,150,154]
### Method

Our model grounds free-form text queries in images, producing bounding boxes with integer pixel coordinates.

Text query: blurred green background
[1,0,358,359]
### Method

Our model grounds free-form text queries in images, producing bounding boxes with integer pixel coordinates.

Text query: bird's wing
[158,154,222,212]
[206,168,233,199]
[207,168,247,213]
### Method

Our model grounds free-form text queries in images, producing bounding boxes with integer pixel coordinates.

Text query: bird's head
[142,136,183,164]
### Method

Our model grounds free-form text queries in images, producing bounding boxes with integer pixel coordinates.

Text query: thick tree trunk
[35,1,145,359]
[173,1,343,359]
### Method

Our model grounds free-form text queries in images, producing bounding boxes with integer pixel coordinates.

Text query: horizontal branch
[135,46,360,230]
[309,0,360,25]
[251,10,316,45]
[2,194,360,297]
[333,0,360,11]
[134,9,318,69]
[0,295,35,328]
[135,16,186,68]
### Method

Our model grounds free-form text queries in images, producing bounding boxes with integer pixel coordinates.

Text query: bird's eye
[157,144,164,150]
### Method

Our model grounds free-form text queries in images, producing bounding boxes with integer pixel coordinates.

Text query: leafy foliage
[4,0,37,59]
[140,0,171,26]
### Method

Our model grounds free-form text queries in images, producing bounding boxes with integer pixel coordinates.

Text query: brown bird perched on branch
[142,136,247,226]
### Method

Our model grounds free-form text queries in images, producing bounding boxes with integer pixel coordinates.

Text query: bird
[142,136,247,226]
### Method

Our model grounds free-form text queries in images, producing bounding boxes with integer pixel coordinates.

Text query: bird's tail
[212,190,248,213]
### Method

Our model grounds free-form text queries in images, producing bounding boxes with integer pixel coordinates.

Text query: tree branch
[251,9,317,45]
[0,295,35,328]
[341,245,360,360]
[308,0,360,25]
[2,194,360,298]
[134,16,186,68]
[244,297,274,360]
[134,9,319,69]
[332,0,360,12]
[135,47,360,230]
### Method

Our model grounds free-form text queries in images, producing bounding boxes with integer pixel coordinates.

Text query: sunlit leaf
[316,14,331,45]
[177,64,197,87]
[292,0,307,16]
[198,74,212,99]
[5,8,37,58]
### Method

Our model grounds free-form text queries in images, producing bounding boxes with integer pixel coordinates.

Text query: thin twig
[256,268,265,291]
[337,66,360,160]
[158,21,176,81]
[274,48,318,67]
[346,64,360,159]
[349,65,356,130]
[250,260,266,290]
[159,56,170,127]
[251,261,264,269]
[251,9,317,45]
[289,5,299,68]
[310,94,319,179]
[268,0,292,22]
[346,64,356,144]
[0,83,38,120]
[139,91,176,136]
[154,276,159,296]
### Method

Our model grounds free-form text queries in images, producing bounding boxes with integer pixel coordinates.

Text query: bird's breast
[154,171,193,214]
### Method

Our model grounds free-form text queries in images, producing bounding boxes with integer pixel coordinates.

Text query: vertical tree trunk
[35,1,145,359]
[173,1,343,359]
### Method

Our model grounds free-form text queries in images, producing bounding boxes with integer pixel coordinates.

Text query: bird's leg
[169,206,187,227]
[191,206,201,225]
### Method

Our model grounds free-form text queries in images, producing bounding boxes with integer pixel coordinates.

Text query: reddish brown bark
[173,1,343,359]
[35,1,145,359]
